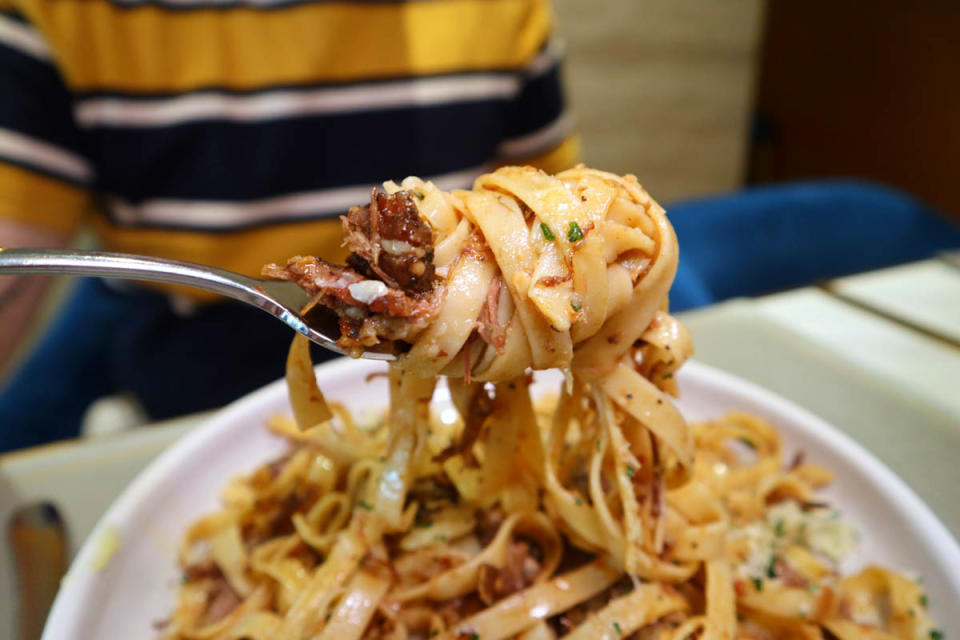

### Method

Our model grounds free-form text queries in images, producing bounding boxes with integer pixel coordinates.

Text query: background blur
[559,0,960,217]
[5,0,960,379]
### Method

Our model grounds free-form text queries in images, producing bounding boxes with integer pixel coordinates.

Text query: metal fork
[0,248,395,360]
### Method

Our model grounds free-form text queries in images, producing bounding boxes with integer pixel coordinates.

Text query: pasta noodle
[159,167,940,640]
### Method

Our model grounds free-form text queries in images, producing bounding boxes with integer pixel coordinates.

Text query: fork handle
[0,247,264,303]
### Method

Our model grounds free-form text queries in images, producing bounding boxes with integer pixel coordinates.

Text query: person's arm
[0,8,96,369]
[0,220,70,368]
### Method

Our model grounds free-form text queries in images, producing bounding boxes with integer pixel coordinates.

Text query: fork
[0,248,394,360]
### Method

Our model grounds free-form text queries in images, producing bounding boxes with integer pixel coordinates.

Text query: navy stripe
[504,63,565,139]
[0,45,91,159]
[93,100,508,206]
[0,8,30,24]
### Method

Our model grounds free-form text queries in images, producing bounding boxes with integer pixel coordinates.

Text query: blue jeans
[2,180,958,453]
[667,180,960,311]
[0,279,336,452]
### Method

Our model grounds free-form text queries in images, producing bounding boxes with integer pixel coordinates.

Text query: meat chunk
[343,188,436,294]
[262,257,432,318]
[261,188,441,353]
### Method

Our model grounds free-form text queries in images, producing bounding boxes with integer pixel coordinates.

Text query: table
[2,257,958,640]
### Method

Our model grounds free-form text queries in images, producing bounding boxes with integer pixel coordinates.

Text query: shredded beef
[343,188,436,294]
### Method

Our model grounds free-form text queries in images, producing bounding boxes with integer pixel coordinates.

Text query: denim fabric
[0,279,336,452]
[667,180,960,311]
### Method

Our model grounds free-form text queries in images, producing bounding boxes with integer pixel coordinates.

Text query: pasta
[159,167,939,640]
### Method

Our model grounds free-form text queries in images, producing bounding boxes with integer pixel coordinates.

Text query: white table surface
[1,258,958,639]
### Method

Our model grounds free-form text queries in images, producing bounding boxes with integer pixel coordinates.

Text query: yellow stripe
[96,216,349,301]
[0,163,93,234]
[24,0,551,92]
[502,134,582,175]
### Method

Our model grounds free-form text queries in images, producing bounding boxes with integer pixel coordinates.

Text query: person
[0,0,578,452]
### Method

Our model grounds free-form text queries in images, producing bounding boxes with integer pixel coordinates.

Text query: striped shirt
[0,0,578,298]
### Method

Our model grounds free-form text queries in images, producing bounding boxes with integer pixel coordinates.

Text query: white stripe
[76,75,521,128]
[525,38,565,78]
[0,128,93,183]
[107,165,490,229]
[73,39,564,129]
[0,14,50,61]
[497,112,573,159]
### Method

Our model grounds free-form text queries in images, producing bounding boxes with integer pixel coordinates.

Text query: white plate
[43,360,960,638]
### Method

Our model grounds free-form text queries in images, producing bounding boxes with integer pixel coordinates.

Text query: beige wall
[554,0,766,204]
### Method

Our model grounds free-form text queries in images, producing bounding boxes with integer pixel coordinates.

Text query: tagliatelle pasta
[159,167,940,640]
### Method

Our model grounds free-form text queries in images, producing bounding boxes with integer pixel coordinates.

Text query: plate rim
[42,358,960,638]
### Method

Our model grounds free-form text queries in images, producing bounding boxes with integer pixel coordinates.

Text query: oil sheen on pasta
[159,167,938,640]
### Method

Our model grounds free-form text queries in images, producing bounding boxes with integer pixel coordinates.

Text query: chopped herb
[467,634,480,640]
[415,518,433,528]
[540,223,555,241]
[738,437,756,450]
[774,519,785,537]
[626,465,636,480]
[766,556,778,579]
[909,608,916,618]
[571,301,582,312]
[920,594,929,608]
[357,500,373,511]
[434,534,449,542]
[379,456,386,463]
[662,373,673,380]
[325,612,332,622]
[750,577,764,592]
[567,221,584,242]
[807,584,819,593]
[612,621,623,635]
[596,439,601,451]
[575,497,583,506]
[930,631,943,640]
[414,191,425,200]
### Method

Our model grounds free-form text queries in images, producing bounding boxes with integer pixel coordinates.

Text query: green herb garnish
[626,465,636,480]
[612,621,623,635]
[415,518,433,528]
[567,221,584,242]
[774,519,785,537]
[571,301,582,312]
[540,222,555,241]
[921,594,929,608]
[662,372,673,380]
[930,631,943,640]
[766,556,778,579]
[414,191,425,201]
[750,577,763,592]
[357,500,373,511]
[575,497,583,506]
[738,437,756,450]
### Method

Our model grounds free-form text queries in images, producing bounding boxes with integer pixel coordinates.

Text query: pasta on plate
[159,167,939,640]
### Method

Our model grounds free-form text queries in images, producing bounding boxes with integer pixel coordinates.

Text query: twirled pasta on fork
[160,167,937,640]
